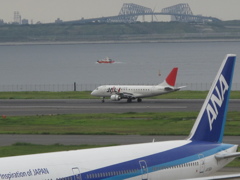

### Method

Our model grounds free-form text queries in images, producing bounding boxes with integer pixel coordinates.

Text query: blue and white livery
[0,54,239,180]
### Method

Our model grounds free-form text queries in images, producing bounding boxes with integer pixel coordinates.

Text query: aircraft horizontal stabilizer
[215,152,240,160]
[182,173,240,180]
[178,86,186,89]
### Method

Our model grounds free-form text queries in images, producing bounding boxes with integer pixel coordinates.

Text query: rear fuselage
[0,140,237,180]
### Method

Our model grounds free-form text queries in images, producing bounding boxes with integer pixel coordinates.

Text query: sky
[0,0,240,24]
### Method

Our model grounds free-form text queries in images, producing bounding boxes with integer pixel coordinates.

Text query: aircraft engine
[110,94,121,101]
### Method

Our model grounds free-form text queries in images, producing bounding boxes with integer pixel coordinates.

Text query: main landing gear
[101,97,105,103]
[127,98,142,103]
[127,98,132,103]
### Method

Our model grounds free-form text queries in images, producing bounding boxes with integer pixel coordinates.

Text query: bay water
[0,41,239,91]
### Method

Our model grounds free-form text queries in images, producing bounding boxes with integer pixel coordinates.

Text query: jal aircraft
[91,67,184,102]
[1,54,240,180]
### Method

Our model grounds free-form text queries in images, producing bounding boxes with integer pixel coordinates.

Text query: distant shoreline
[1,38,240,46]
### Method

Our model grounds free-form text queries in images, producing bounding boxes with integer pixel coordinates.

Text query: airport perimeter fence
[0,83,240,92]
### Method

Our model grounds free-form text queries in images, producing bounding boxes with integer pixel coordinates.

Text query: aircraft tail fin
[188,54,236,143]
[159,67,178,87]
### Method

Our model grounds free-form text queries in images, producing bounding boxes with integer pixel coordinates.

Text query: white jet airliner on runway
[91,67,184,102]
[0,54,240,180]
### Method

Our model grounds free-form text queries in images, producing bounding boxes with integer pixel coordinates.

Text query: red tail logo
[165,67,178,86]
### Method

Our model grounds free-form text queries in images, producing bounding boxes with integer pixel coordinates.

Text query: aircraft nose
[91,90,96,96]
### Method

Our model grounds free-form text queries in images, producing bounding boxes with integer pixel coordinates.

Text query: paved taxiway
[0,99,239,116]
[0,134,239,146]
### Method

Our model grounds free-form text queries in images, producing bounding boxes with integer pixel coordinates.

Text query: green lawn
[0,112,239,135]
[0,91,239,99]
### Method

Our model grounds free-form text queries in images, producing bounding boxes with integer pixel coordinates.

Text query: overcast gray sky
[1,0,239,23]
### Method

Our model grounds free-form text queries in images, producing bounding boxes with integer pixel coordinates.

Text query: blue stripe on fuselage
[73,142,234,180]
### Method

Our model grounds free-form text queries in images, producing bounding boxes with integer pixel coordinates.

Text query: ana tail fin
[188,54,236,143]
[159,67,178,86]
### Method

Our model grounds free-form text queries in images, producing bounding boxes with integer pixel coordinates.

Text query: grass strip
[0,112,239,135]
[0,91,239,99]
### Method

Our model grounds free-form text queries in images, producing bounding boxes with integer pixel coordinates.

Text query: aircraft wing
[117,92,141,99]
[117,92,134,98]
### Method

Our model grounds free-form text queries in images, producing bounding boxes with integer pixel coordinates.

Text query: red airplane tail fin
[165,67,178,86]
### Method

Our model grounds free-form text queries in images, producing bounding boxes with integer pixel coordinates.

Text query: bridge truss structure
[66,3,220,24]
[160,4,219,22]
[107,3,153,23]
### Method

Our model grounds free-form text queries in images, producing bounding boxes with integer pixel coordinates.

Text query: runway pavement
[0,99,239,116]
[0,134,239,146]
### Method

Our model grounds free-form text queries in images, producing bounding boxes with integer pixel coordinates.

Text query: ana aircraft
[91,67,184,102]
[0,54,240,180]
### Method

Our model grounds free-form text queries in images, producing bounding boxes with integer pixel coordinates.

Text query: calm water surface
[0,42,239,89]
